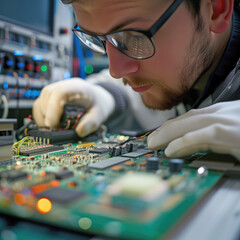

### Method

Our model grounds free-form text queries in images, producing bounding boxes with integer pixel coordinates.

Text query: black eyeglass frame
[72,0,184,60]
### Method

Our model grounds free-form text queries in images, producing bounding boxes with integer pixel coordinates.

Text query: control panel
[0,1,73,120]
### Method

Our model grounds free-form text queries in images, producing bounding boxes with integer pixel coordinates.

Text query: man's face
[72,0,215,110]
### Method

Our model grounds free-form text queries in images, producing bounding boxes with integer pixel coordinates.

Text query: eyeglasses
[72,0,184,60]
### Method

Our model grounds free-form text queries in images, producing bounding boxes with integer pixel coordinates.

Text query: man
[33,0,240,160]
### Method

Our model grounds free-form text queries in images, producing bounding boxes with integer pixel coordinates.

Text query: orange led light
[14,193,25,206]
[37,198,52,214]
[31,183,47,194]
[40,171,46,177]
[68,181,77,188]
[51,180,60,187]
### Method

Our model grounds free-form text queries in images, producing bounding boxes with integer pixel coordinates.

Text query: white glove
[147,100,240,161]
[33,78,115,137]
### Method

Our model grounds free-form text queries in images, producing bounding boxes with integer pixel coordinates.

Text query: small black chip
[89,148,109,154]
[36,188,85,204]
[0,170,28,182]
[122,149,154,158]
[55,170,74,180]
[89,156,130,169]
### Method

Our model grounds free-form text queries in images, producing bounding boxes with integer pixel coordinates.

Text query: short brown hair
[60,0,202,16]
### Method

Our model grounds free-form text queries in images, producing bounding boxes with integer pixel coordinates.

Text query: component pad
[0,135,223,240]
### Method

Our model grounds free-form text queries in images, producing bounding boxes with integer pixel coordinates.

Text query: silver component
[197,166,208,177]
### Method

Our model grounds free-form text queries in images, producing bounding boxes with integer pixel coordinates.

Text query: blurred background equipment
[0,0,109,129]
[0,0,73,128]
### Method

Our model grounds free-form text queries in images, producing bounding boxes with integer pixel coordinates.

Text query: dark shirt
[192,7,240,108]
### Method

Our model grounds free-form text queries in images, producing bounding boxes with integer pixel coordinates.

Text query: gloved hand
[33,78,115,137]
[147,100,240,161]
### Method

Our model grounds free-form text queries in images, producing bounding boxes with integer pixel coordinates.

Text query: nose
[106,42,139,79]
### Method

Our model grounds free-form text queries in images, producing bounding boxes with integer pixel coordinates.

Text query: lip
[131,85,151,93]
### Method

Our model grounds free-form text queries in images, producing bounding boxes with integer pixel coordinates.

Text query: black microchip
[0,170,28,182]
[36,188,85,204]
[89,148,109,154]
[55,170,74,180]
[89,157,130,169]
[122,149,154,158]
[20,145,64,156]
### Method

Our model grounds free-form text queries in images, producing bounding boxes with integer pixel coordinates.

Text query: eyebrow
[76,17,140,35]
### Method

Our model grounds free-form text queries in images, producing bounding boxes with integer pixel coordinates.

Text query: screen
[0,0,54,35]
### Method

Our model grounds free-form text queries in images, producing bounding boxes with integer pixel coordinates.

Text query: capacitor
[169,159,183,174]
[197,166,208,177]
[146,157,160,171]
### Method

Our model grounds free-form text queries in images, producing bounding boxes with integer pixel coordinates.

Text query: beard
[123,26,215,110]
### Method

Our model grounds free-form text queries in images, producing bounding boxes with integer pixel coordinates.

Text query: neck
[194,18,233,92]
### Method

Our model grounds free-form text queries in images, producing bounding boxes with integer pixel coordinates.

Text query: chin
[140,91,184,110]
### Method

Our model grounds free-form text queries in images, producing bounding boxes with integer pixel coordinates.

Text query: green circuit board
[0,134,223,240]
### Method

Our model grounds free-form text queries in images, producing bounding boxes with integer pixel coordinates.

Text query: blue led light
[25,89,31,98]
[13,50,24,56]
[32,90,38,98]
[17,62,25,68]
[6,60,14,66]
[32,55,43,61]
[3,82,8,89]
[32,90,41,98]
[64,71,71,79]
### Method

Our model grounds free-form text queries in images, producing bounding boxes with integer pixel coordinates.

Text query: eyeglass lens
[74,30,155,59]
[74,31,106,54]
[109,31,154,59]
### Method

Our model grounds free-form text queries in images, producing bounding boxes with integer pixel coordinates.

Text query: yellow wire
[17,136,36,155]
[140,131,151,138]
[24,128,29,136]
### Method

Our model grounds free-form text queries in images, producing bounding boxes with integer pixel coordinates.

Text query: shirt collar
[191,9,240,108]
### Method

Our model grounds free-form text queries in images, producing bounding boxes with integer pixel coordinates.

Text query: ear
[210,0,233,33]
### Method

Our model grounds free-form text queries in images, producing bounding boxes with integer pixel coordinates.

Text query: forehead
[72,0,171,34]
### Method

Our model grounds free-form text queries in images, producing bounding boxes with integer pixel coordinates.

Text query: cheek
[143,8,196,82]
[156,28,194,68]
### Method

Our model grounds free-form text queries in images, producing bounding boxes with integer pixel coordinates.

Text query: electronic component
[89,148,109,154]
[105,172,169,211]
[59,105,85,129]
[109,147,121,156]
[0,170,28,182]
[108,172,164,196]
[88,156,130,169]
[197,166,208,177]
[127,143,138,152]
[55,170,74,180]
[169,158,184,174]
[0,119,16,162]
[146,156,160,171]
[36,187,85,204]
[27,129,80,145]
[27,127,104,144]
[123,160,136,166]
[19,145,64,156]
[122,149,153,158]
